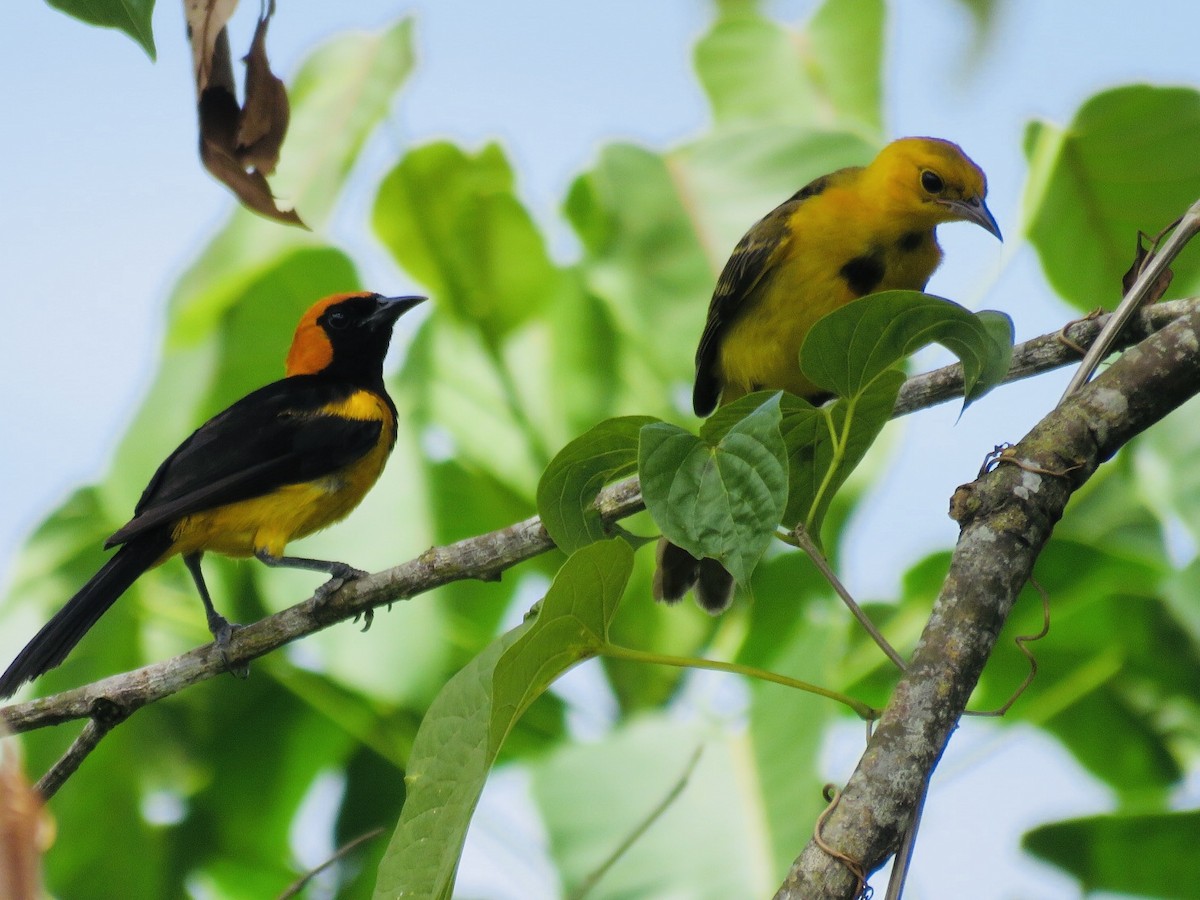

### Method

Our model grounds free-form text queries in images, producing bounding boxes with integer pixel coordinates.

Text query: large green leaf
[800,290,1013,404]
[639,395,788,586]
[804,0,885,135]
[694,0,883,135]
[532,716,776,899]
[373,142,560,341]
[745,609,844,875]
[537,416,656,553]
[1024,810,1200,899]
[46,0,155,58]
[674,128,876,266]
[565,143,713,398]
[374,540,634,900]
[1134,394,1200,549]
[1022,85,1200,310]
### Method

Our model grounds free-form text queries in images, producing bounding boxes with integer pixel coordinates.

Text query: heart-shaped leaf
[639,395,787,586]
[537,416,657,554]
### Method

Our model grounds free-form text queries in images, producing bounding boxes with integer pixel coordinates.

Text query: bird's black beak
[938,195,1003,241]
[368,294,427,327]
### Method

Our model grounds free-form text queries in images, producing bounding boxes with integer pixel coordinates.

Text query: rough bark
[774,305,1200,899]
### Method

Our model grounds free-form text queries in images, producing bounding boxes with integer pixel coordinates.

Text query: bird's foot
[208,614,249,679]
[315,564,368,603]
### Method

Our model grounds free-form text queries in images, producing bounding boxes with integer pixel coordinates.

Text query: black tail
[0,529,172,699]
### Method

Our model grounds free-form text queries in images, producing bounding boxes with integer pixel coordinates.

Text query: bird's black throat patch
[839,250,885,296]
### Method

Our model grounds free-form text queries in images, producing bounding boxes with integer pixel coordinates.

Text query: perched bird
[655,137,1002,613]
[0,292,425,698]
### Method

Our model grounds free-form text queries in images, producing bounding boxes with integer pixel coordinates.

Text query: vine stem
[600,643,879,720]
[790,527,908,672]
[805,400,856,534]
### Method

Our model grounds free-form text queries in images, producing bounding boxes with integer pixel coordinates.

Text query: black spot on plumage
[897,231,925,252]
[839,251,885,296]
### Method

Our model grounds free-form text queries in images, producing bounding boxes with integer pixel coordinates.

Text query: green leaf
[373,142,560,340]
[639,395,787,586]
[1134,394,1200,549]
[695,1,815,127]
[1045,689,1179,800]
[675,129,877,262]
[531,717,775,898]
[1024,810,1200,899]
[537,416,656,553]
[801,290,1013,404]
[565,143,712,401]
[374,540,634,900]
[805,0,885,135]
[1022,85,1200,310]
[46,0,156,59]
[694,0,883,135]
[974,309,1016,397]
[745,613,843,873]
[676,379,898,545]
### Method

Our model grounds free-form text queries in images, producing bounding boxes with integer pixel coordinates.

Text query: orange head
[865,137,1002,240]
[286,292,426,380]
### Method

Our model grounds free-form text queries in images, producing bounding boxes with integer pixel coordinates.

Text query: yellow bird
[655,137,1002,613]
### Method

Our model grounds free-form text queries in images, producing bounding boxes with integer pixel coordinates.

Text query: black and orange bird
[655,137,1002,613]
[0,292,425,698]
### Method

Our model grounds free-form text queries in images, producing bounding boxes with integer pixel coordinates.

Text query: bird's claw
[315,565,368,603]
[209,617,249,679]
[354,608,375,632]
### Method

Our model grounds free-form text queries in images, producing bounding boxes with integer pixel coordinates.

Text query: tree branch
[773,305,1200,899]
[2,298,1197,789]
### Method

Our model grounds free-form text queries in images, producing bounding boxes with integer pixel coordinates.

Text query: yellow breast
[717,187,942,403]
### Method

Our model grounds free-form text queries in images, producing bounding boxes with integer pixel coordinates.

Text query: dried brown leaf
[186,0,239,93]
[0,737,52,900]
[237,15,289,176]
[1122,231,1174,303]
[192,10,304,226]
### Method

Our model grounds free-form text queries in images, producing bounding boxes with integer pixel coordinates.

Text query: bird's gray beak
[369,294,427,326]
[939,196,1003,241]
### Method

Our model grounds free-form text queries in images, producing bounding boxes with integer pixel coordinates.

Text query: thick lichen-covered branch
[774,305,1200,900]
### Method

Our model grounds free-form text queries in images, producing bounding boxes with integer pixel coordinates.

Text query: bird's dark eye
[921,170,945,194]
[327,310,349,330]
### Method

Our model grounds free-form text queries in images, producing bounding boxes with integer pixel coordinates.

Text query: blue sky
[6,1,1200,896]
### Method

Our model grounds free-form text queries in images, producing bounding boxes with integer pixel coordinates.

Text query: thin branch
[36,710,123,799]
[1,479,643,736]
[3,298,1198,782]
[1059,199,1200,400]
[894,295,1200,416]
[773,304,1200,899]
[883,772,928,900]
[276,827,385,900]
[567,747,703,900]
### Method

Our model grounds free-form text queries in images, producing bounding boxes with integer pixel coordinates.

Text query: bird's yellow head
[866,137,1002,240]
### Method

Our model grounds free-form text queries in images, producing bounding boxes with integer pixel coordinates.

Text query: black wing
[106,376,384,547]
[691,171,848,417]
